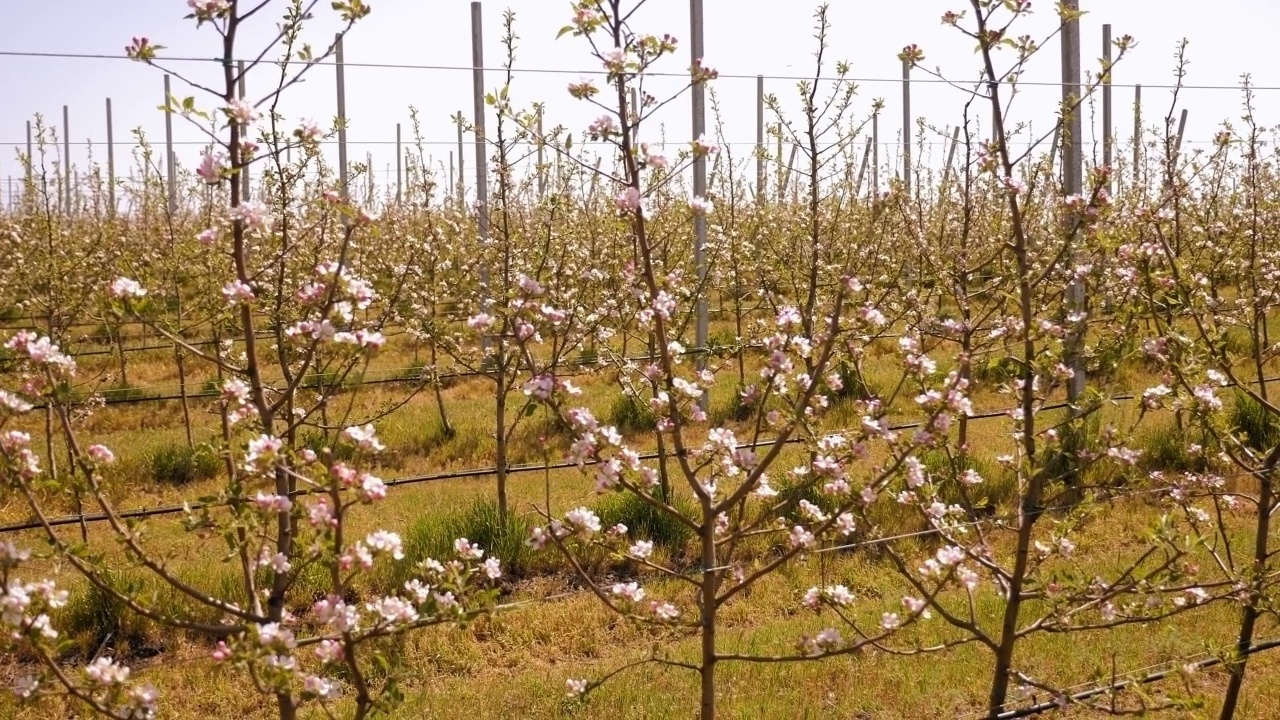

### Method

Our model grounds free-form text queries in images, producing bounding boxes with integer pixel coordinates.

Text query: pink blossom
[601,46,625,72]
[524,374,554,401]
[221,280,255,304]
[295,119,323,143]
[85,657,131,686]
[566,678,588,697]
[196,151,228,184]
[188,0,230,19]
[567,79,598,99]
[254,492,292,514]
[691,135,718,157]
[224,98,258,126]
[616,186,641,212]
[610,581,645,603]
[642,144,667,168]
[343,423,384,452]
[86,444,115,464]
[109,277,147,299]
[789,525,816,549]
[365,530,405,560]
[650,601,679,621]
[358,473,387,502]
[517,274,543,295]
[303,675,338,700]
[588,114,620,139]
[229,201,270,233]
[467,312,495,331]
[0,391,32,414]
[565,507,602,536]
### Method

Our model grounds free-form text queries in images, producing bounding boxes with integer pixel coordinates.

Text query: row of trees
[1,0,1279,718]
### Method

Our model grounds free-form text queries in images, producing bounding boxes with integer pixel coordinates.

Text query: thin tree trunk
[699,514,719,720]
[495,354,508,521]
[176,344,193,448]
[112,322,129,387]
[1218,466,1273,719]
[429,293,453,438]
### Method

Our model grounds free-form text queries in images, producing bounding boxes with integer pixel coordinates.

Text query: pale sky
[4,1,1280,206]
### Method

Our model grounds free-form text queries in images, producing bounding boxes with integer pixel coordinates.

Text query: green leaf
[556,25,575,39]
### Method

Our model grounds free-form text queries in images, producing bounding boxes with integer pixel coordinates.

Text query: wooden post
[1102,23,1113,191]
[1061,0,1086,412]
[690,0,709,410]
[780,143,799,197]
[1133,84,1142,191]
[335,34,349,201]
[1047,125,1061,183]
[24,121,33,195]
[942,125,961,187]
[62,105,71,213]
[456,112,465,206]
[162,76,176,215]
[471,1,492,344]
[872,110,879,195]
[756,75,765,202]
[238,60,249,201]
[536,107,546,200]
[1173,108,1188,159]
[901,59,912,198]
[106,98,116,217]
[854,136,871,196]
[775,128,784,202]
[629,87,640,146]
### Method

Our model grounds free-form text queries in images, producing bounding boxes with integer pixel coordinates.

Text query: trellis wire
[4,49,1280,92]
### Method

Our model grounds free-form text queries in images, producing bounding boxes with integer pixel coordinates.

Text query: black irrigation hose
[0,328,412,357]
[0,387,1160,534]
[3,365,1277,534]
[0,304,767,363]
[0,304,752,334]
[0,424,787,533]
[23,341,772,408]
[31,362,583,408]
[995,638,1280,718]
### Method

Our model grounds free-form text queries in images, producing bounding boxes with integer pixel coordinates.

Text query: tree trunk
[699,513,719,720]
[430,338,453,438]
[176,344,193,447]
[1218,468,1273,719]
[113,323,129,387]
[494,357,508,521]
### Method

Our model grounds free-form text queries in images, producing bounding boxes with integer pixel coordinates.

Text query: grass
[380,498,550,593]
[609,390,658,433]
[595,486,697,558]
[147,441,222,486]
